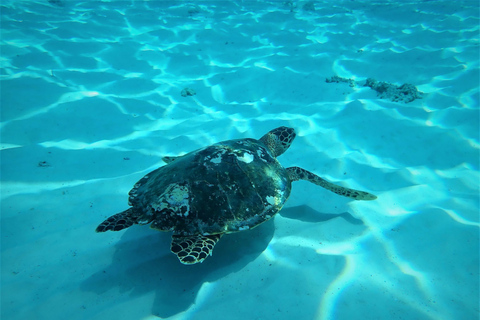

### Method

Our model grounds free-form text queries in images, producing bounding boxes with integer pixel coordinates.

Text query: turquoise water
[1,1,479,319]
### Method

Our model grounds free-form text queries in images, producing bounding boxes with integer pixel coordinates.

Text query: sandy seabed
[1,1,479,320]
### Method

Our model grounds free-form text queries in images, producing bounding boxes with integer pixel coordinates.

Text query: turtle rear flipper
[96,208,137,232]
[171,234,223,264]
[286,166,377,200]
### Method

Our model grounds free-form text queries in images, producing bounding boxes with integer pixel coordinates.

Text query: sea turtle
[96,126,376,264]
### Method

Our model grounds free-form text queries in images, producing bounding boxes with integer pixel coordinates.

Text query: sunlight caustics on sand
[1,1,478,320]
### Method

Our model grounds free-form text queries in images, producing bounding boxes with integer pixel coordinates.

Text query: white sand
[1,1,479,319]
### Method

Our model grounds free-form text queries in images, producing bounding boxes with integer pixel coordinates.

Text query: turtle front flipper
[171,234,223,264]
[96,208,137,232]
[286,167,377,200]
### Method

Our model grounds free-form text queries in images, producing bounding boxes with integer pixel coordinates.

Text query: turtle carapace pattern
[96,126,377,264]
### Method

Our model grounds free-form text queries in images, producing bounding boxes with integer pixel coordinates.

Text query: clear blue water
[1,1,479,319]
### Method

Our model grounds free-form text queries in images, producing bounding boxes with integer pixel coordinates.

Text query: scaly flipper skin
[286,166,377,200]
[171,234,223,264]
[95,208,137,232]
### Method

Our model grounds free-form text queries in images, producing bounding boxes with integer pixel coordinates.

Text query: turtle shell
[127,138,292,236]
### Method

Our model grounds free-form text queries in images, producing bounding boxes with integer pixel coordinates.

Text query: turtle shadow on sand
[280,205,364,225]
[81,206,359,318]
[81,219,275,318]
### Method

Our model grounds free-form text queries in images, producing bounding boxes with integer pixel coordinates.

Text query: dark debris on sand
[364,78,423,103]
[326,75,423,103]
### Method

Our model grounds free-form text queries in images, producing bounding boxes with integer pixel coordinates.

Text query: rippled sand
[1,1,479,320]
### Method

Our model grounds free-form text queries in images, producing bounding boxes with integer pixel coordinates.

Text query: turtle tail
[95,208,137,232]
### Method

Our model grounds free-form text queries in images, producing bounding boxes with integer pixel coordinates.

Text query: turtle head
[260,126,296,157]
